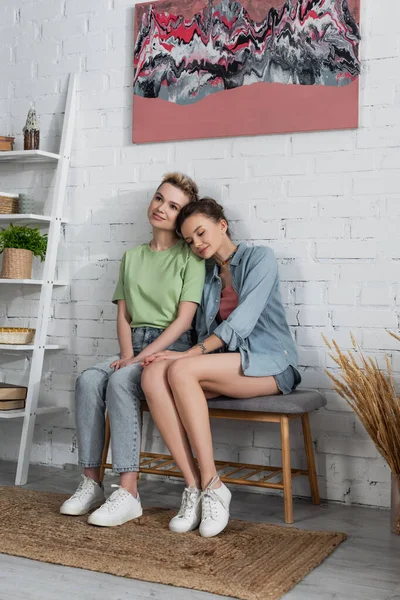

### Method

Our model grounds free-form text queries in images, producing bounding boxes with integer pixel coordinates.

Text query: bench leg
[280,415,293,524]
[301,413,320,505]
[100,413,111,482]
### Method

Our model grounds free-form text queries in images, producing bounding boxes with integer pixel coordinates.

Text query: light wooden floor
[0,460,399,600]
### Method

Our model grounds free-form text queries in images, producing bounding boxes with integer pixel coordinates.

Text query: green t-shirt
[112,240,205,329]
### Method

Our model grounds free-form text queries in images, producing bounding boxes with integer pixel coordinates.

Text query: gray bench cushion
[207,388,326,414]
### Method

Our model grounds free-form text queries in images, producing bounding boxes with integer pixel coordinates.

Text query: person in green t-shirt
[60,172,205,527]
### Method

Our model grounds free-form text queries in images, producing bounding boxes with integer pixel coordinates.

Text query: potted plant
[324,333,400,535]
[0,223,48,279]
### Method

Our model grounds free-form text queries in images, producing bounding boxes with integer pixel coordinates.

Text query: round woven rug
[0,486,346,600]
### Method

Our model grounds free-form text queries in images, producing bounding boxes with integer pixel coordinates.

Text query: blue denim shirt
[195,243,298,377]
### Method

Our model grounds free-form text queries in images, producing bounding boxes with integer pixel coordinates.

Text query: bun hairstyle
[176,197,231,237]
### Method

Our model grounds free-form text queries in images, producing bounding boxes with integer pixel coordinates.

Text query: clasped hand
[110,355,139,370]
[141,350,188,367]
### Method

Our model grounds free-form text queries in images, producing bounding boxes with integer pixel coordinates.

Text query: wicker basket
[0,193,19,214]
[0,328,36,345]
[0,248,33,279]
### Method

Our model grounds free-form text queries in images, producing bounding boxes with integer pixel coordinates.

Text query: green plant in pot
[0,223,48,279]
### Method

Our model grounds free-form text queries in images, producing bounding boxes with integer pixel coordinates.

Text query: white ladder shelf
[0,73,77,485]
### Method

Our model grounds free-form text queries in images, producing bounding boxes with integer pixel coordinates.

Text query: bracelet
[197,342,207,355]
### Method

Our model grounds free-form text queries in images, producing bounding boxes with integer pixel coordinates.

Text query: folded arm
[212,247,277,350]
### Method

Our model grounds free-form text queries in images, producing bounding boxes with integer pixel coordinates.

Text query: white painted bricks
[0,0,399,509]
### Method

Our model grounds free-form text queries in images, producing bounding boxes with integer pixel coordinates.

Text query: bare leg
[84,461,139,496]
[167,354,278,489]
[84,467,101,484]
[141,361,201,488]
[120,472,139,497]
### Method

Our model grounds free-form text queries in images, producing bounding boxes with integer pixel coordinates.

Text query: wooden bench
[100,389,326,524]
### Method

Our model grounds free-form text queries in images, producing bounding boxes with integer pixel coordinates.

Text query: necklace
[217,247,238,267]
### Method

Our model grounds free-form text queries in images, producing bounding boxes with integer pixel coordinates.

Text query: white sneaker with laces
[60,475,105,516]
[88,485,143,527]
[169,486,201,533]
[199,476,231,538]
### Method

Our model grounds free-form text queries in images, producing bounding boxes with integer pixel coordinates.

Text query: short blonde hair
[159,172,199,203]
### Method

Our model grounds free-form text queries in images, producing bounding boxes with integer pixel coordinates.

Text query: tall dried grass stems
[323,332,400,476]
[324,332,400,534]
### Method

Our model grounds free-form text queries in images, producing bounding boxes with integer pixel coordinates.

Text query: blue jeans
[75,327,192,473]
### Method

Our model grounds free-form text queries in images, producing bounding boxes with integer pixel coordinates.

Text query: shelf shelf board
[0,214,68,226]
[0,278,67,286]
[0,406,67,420]
[0,344,65,351]
[0,150,60,163]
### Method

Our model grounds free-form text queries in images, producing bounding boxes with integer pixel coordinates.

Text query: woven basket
[0,248,33,279]
[0,328,36,345]
[0,193,19,214]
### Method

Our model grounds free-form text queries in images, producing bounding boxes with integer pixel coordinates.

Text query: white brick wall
[0,0,399,508]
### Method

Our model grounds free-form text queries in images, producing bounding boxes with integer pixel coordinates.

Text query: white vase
[391,473,400,536]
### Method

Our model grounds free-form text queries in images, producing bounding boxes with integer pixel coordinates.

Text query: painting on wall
[132,0,361,143]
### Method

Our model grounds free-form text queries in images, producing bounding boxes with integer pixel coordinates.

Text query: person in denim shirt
[142,198,301,538]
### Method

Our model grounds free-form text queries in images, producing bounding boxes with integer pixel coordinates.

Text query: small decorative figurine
[23,107,40,150]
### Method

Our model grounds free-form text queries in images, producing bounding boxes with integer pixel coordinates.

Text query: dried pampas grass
[323,332,400,534]
[323,332,400,475]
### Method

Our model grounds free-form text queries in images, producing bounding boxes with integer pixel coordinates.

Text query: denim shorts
[274,365,302,396]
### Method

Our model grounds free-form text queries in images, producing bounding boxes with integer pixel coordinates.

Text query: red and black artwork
[132,0,361,143]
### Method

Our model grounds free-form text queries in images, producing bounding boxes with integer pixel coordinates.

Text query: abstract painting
[133,0,361,143]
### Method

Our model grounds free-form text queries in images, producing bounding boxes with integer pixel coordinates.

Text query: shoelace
[100,485,128,512]
[70,475,94,500]
[201,476,229,521]
[177,488,200,519]
[99,485,140,512]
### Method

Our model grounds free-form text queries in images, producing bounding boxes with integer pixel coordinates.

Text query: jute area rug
[0,487,346,600]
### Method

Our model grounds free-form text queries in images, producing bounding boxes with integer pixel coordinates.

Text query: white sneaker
[60,475,105,516]
[199,476,231,538]
[88,485,143,527]
[169,486,202,533]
